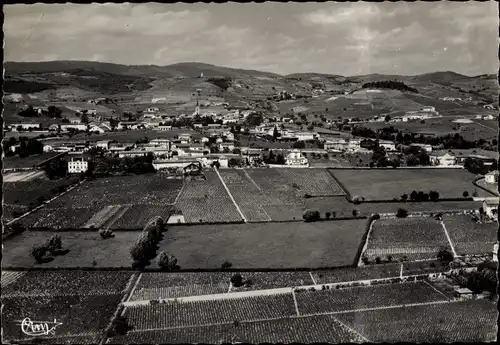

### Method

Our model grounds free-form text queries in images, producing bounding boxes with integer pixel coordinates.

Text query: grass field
[335,300,497,342]
[364,217,451,261]
[443,214,498,255]
[2,231,140,268]
[331,168,491,201]
[153,220,368,269]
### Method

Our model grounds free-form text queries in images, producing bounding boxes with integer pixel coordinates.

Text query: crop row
[443,215,497,255]
[312,264,402,284]
[2,271,133,297]
[295,281,448,315]
[335,299,497,342]
[110,314,362,344]
[4,177,79,207]
[110,204,173,229]
[176,171,242,223]
[1,294,122,340]
[125,294,297,329]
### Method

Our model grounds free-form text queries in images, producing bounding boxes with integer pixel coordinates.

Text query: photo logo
[17,318,63,336]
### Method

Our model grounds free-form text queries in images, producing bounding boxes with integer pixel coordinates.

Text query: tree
[325,211,331,219]
[396,208,408,218]
[292,141,305,149]
[429,191,440,202]
[384,115,391,122]
[375,257,382,264]
[81,113,90,124]
[352,209,359,217]
[272,125,280,141]
[410,190,418,201]
[406,154,419,166]
[303,209,321,222]
[437,248,453,263]
[99,229,115,239]
[32,245,48,263]
[45,235,62,255]
[462,191,469,198]
[230,273,243,287]
[157,252,177,270]
[401,194,408,202]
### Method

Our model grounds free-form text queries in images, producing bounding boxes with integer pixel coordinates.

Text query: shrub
[303,193,312,198]
[32,245,48,263]
[352,209,359,217]
[45,235,62,254]
[352,196,362,204]
[437,248,454,263]
[396,208,408,218]
[375,257,382,264]
[157,252,177,270]
[303,209,321,222]
[99,229,115,239]
[387,255,393,262]
[221,261,233,270]
[362,256,369,265]
[325,211,331,219]
[231,273,243,287]
[371,213,380,220]
[463,191,469,197]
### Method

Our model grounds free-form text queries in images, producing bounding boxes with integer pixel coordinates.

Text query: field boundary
[439,220,458,258]
[472,177,499,197]
[355,217,376,267]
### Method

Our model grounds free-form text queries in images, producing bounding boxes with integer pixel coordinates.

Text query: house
[347,139,362,152]
[294,132,316,141]
[156,125,173,131]
[43,145,54,152]
[219,142,235,152]
[285,149,308,167]
[146,107,159,113]
[324,139,348,151]
[422,106,436,112]
[61,124,88,131]
[150,139,170,148]
[153,159,200,170]
[454,287,473,300]
[411,143,433,153]
[68,157,88,174]
[96,140,111,150]
[379,140,396,152]
[178,134,192,142]
[482,198,499,220]
[485,171,499,184]
[117,122,142,130]
[88,125,106,134]
[430,153,457,167]
[183,162,203,175]
[201,137,209,143]
[493,242,498,263]
[11,123,41,131]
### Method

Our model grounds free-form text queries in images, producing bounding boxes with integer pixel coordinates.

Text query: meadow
[153,220,368,269]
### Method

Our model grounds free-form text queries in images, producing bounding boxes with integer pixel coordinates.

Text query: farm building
[153,159,200,170]
[454,288,474,300]
[482,198,499,220]
[324,138,348,151]
[96,140,111,150]
[430,153,457,167]
[10,123,41,131]
[379,140,397,152]
[485,171,499,184]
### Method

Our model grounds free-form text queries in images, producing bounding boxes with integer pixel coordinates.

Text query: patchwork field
[176,170,242,223]
[335,300,497,342]
[295,282,448,315]
[111,314,363,344]
[443,214,498,255]
[129,271,314,301]
[2,231,141,268]
[124,294,297,329]
[153,220,368,269]
[364,217,451,261]
[331,168,490,201]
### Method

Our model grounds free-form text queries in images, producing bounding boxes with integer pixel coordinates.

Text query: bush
[303,209,321,222]
[396,208,408,218]
[352,209,359,217]
[375,257,382,264]
[231,273,243,287]
[325,211,331,219]
[32,245,48,263]
[44,235,62,254]
[157,251,177,270]
[99,229,115,239]
[437,248,454,263]
[362,256,369,265]
[221,261,233,270]
[463,191,469,197]
[303,193,312,198]
[371,213,380,220]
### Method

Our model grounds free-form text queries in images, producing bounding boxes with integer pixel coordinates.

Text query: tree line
[362,80,418,93]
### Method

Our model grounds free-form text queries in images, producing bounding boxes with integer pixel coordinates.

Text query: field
[3,152,64,169]
[402,260,450,276]
[2,294,122,340]
[443,214,498,255]
[20,175,183,229]
[335,300,497,342]
[175,170,242,223]
[124,294,296,329]
[153,220,368,269]
[2,270,133,297]
[2,231,141,268]
[220,168,346,222]
[67,129,202,143]
[364,217,451,261]
[129,271,314,301]
[331,168,491,201]
[311,264,402,284]
[111,314,363,344]
[3,176,80,223]
[295,282,448,315]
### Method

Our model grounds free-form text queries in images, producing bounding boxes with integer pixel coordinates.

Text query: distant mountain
[4,61,280,79]
[409,71,472,83]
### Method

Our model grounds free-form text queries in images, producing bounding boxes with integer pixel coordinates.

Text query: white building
[422,106,436,112]
[430,153,457,167]
[379,140,397,152]
[11,123,41,131]
[146,107,159,113]
[347,139,362,152]
[493,242,498,263]
[485,171,499,184]
[61,124,87,131]
[324,139,348,151]
[96,140,111,150]
[285,149,309,166]
[294,132,316,141]
[157,125,173,131]
[68,157,88,174]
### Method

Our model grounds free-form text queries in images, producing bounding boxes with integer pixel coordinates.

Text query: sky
[4,2,499,76]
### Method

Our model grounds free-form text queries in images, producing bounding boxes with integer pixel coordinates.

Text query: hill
[410,71,472,84]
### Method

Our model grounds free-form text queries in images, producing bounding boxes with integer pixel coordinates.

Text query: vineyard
[295,282,448,315]
[25,206,102,229]
[2,271,133,297]
[111,314,363,344]
[154,220,367,269]
[443,214,497,255]
[364,218,450,261]
[331,169,485,201]
[312,264,402,284]
[176,170,242,223]
[1,294,122,340]
[402,260,450,276]
[124,294,297,329]
[109,204,174,229]
[2,230,141,268]
[335,300,498,342]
